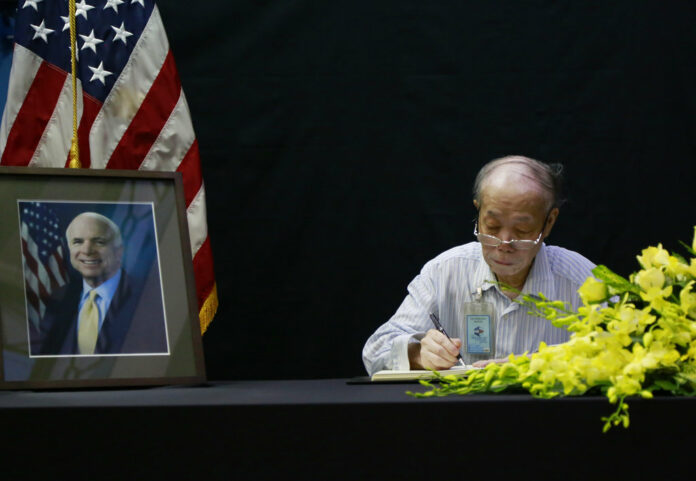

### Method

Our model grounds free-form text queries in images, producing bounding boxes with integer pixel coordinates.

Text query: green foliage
[592,264,640,299]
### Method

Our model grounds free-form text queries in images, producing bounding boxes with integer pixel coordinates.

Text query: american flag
[19,201,69,334]
[0,0,217,331]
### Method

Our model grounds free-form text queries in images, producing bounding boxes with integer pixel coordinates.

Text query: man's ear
[473,199,480,210]
[544,208,559,237]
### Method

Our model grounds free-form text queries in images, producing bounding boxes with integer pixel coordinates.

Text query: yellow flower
[529,357,546,372]
[636,267,673,306]
[584,366,605,385]
[647,341,680,366]
[612,374,642,396]
[643,331,653,347]
[672,330,692,347]
[666,256,689,281]
[680,282,696,319]
[640,286,673,309]
[636,306,657,327]
[623,344,661,377]
[682,344,696,361]
[578,277,608,304]
[592,344,630,374]
[636,244,670,270]
[635,267,665,290]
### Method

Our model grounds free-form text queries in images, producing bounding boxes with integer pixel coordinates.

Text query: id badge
[461,300,495,356]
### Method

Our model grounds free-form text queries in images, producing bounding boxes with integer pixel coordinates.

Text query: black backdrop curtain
[154,1,696,379]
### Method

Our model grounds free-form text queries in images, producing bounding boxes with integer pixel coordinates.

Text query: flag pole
[67,0,80,169]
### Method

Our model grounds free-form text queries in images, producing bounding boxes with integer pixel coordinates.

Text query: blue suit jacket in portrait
[36,270,168,355]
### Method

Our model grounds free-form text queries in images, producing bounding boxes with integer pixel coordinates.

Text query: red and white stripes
[1,6,217,331]
[20,221,69,329]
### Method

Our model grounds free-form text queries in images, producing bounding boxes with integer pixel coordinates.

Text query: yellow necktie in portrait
[78,290,100,354]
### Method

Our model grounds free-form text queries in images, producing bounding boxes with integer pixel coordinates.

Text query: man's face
[67,215,123,288]
[475,168,557,287]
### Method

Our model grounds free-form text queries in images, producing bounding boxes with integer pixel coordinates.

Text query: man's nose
[82,241,96,254]
[496,231,516,252]
[496,241,515,253]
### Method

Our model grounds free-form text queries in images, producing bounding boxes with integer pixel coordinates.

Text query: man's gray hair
[472,155,565,210]
[66,212,123,248]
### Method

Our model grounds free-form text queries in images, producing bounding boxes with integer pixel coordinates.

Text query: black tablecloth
[0,379,692,479]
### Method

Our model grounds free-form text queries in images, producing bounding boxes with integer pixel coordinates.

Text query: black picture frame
[0,166,206,389]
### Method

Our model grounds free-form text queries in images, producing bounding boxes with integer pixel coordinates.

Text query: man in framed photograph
[36,211,168,356]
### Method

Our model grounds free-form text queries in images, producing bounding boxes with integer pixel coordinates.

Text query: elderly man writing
[363,155,595,375]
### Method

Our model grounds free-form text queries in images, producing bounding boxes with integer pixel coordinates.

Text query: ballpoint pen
[429,312,466,367]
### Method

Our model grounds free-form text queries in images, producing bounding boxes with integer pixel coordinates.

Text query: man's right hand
[408,329,462,370]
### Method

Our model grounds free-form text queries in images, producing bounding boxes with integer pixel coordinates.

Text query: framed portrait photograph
[0,167,206,389]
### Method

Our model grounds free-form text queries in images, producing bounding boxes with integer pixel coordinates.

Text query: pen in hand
[429,313,467,368]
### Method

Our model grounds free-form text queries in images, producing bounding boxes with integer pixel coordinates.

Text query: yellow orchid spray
[410,228,696,432]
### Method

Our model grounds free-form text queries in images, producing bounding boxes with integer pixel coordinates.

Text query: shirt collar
[470,243,498,295]
[81,269,122,302]
[520,243,557,300]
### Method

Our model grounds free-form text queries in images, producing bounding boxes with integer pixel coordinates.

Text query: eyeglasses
[473,222,544,250]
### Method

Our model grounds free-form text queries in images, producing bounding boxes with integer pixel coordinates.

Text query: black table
[0,379,692,479]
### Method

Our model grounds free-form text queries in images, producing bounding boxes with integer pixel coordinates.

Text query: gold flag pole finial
[67,0,80,168]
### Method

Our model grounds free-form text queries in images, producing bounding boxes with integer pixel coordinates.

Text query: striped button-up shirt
[362,242,595,375]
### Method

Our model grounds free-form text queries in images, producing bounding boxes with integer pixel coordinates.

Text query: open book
[370,364,480,382]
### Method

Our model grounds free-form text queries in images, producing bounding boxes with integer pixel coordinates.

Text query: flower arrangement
[410,228,696,432]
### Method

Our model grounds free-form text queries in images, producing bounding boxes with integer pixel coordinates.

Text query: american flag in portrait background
[0,0,217,331]
[18,201,69,334]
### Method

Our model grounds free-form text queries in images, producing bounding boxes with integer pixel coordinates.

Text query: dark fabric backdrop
[153,1,696,379]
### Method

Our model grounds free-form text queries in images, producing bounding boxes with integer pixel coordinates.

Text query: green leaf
[679,240,696,257]
[592,265,640,295]
[672,251,688,265]
[652,379,678,391]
